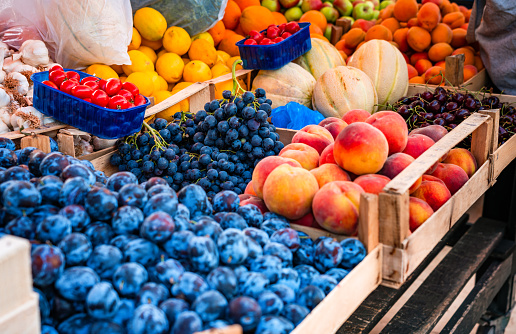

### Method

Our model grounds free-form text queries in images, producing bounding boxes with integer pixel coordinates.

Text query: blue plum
[277,268,301,292]
[5,216,35,239]
[260,219,290,237]
[192,290,228,322]
[188,236,219,273]
[112,299,135,327]
[310,274,338,295]
[193,218,222,241]
[56,314,93,334]
[59,205,91,232]
[84,222,114,247]
[238,271,270,298]
[228,296,262,331]
[297,285,325,310]
[295,265,321,289]
[36,175,63,205]
[85,187,118,221]
[136,282,170,306]
[163,230,194,260]
[131,304,169,334]
[112,205,144,235]
[251,255,283,283]
[281,304,310,326]
[171,311,202,334]
[218,212,248,230]
[206,266,238,300]
[237,204,263,228]
[258,291,284,316]
[123,238,159,267]
[256,315,294,334]
[325,268,349,282]
[151,259,185,288]
[140,211,175,243]
[118,184,148,208]
[314,238,344,272]
[87,244,123,279]
[244,227,270,247]
[110,234,138,250]
[270,228,300,251]
[0,148,18,168]
[3,180,41,216]
[212,190,240,212]
[340,239,367,269]
[59,177,90,206]
[61,164,96,186]
[144,193,179,217]
[58,233,92,266]
[171,272,209,303]
[39,152,70,176]
[31,245,65,287]
[263,242,293,268]
[36,214,72,244]
[159,298,189,327]
[106,172,138,192]
[268,284,296,304]
[217,228,248,265]
[177,184,211,219]
[86,282,120,319]
[55,266,100,301]
[113,262,148,297]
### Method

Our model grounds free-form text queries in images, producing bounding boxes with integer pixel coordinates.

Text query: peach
[402,134,435,159]
[312,181,364,235]
[430,163,469,195]
[409,197,434,232]
[310,163,351,188]
[443,148,477,177]
[342,109,371,124]
[334,123,389,175]
[410,124,448,142]
[354,174,391,195]
[279,143,320,170]
[244,181,257,196]
[378,153,421,193]
[422,174,446,187]
[463,65,478,82]
[407,64,418,79]
[412,180,451,211]
[407,27,431,52]
[239,194,269,214]
[365,111,409,155]
[292,125,334,154]
[263,164,319,220]
[252,156,302,198]
[290,211,316,228]
[319,142,336,165]
[318,117,348,139]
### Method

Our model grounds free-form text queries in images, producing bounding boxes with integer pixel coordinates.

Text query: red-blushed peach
[378,152,421,193]
[291,125,335,154]
[409,197,434,232]
[443,148,478,177]
[310,163,351,188]
[412,180,451,211]
[290,211,316,228]
[263,165,320,220]
[252,156,302,199]
[318,117,348,139]
[402,134,435,159]
[239,194,269,214]
[365,111,409,154]
[422,174,446,187]
[342,109,371,124]
[430,163,469,194]
[312,181,364,235]
[334,123,389,175]
[244,181,257,196]
[354,174,391,195]
[319,143,336,165]
[279,143,320,170]
[410,124,448,142]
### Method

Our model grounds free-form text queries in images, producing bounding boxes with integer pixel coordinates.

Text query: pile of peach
[242,109,478,235]
[334,0,483,85]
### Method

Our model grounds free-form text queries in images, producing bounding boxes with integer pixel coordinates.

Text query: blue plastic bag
[271,102,325,130]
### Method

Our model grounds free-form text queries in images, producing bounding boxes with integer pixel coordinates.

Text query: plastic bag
[130,0,228,36]
[9,0,133,69]
[0,0,43,50]
[271,102,325,130]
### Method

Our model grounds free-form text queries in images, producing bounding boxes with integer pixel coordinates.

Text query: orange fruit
[240,6,276,35]
[300,10,328,31]
[234,0,260,11]
[208,21,225,46]
[218,34,245,57]
[272,12,288,25]
[223,1,241,30]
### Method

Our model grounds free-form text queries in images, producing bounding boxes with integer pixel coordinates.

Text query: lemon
[227,56,243,71]
[123,50,154,76]
[157,49,167,58]
[192,32,215,46]
[157,75,169,90]
[163,27,191,56]
[146,71,162,93]
[141,37,163,51]
[85,64,119,79]
[216,50,231,64]
[183,60,212,82]
[214,79,247,99]
[126,72,154,96]
[156,53,184,83]
[134,8,167,41]
[188,39,217,68]
[153,90,180,121]
[172,82,194,92]
[128,27,142,51]
[111,64,124,74]
[211,63,231,78]
[138,46,157,64]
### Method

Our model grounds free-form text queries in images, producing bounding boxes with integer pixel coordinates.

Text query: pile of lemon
[84,7,244,120]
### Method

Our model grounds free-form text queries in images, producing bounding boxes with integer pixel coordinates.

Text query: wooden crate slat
[0,292,40,334]
[358,193,379,253]
[144,82,209,118]
[379,191,410,249]
[91,151,118,176]
[195,325,242,334]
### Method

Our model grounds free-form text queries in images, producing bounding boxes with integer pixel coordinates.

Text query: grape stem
[231,60,245,97]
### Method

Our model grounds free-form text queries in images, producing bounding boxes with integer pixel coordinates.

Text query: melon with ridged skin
[312,66,378,118]
[294,38,346,80]
[348,39,409,107]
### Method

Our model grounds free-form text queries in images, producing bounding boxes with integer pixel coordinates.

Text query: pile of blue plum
[0,138,367,334]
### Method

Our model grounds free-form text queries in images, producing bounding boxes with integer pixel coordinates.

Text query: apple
[301,0,324,12]
[333,0,353,16]
[324,24,333,40]
[380,0,394,9]
[285,6,304,21]
[342,15,355,25]
[351,0,366,7]
[279,0,301,8]
[321,7,339,23]
[353,2,375,20]
[372,9,380,20]
[261,0,281,12]
[321,1,334,8]
[369,0,380,10]
[352,18,375,31]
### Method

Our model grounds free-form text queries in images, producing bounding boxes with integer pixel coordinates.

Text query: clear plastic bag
[0,0,43,50]
[271,102,325,130]
[130,0,228,36]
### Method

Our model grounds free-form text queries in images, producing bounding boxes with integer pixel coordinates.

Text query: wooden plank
[207,69,253,84]
[445,54,465,86]
[0,293,40,334]
[493,135,516,178]
[91,151,118,176]
[470,111,494,167]
[381,245,405,286]
[195,325,242,334]
[478,109,499,154]
[277,128,297,145]
[144,83,209,118]
[290,224,350,242]
[462,68,487,91]
[78,146,116,161]
[292,245,382,334]
[190,85,211,114]
[358,193,379,253]
[56,133,75,157]
[379,191,410,248]
[20,134,51,153]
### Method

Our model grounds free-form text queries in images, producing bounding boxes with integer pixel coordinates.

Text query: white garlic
[0,70,5,84]
[19,40,50,67]
[0,107,11,127]
[0,89,9,107]
[0,121,10,134]
[11,63,36,74]
[7,72,29,95]
[3,57,22,73]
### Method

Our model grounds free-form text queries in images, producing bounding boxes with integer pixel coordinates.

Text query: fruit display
[0,136,368,333]
[293,38,346,80]
[243,22,302,45]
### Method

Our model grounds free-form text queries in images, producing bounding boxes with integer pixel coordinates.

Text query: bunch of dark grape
[109,88,285,198]
[389,87,516,147]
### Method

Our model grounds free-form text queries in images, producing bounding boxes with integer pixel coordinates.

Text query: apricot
[463,65,478,82]
[252,156,303,198]
[381,18,401,34]
[263,164,319,220]
[342,109,371,124]
[312,181,364,235]
[244,181,257,196]
[452,47,475,65]
[393,0,418,22]
[279,143,320,171]
[443,12,465,29]
[430,163,469,195]
[415,59,433,76]
[431,23,453,44]
[310,163,351,188]
[435,61,446,69]
[292,125,334,155]
[443,148,477,178]
[354,174,391,195]
[319,117,348,140]
[380,4,395,20]
[442,2,459,16]
[475,56,484,71]
[451,28,467,48]
[409,76,425,84]
[407,64,418,79]
[424,66,446,85]
[365,25,393,42]
[428,43,454,62]
[407,27,431,52]
[409,197,434,232]
[410,52,429,66]
[393,28,410,52]
[422,174,446,187]
[402,134,435,159]
[407,17,420,28]
[410,124,448,142]
[412,180,451,211]
[319,143,336,166]
[379,153,421,193]
[417,2,441,31]
[365,111,409,154]
[344,28,366,49]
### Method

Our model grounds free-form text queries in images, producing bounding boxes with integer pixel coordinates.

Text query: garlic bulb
[21,106,52,125]
[0,89,9,107]
[11,63,36,73]
[7,72,29,95]
[3,57,22,73]
[0,70,5,84]
[19,40,50,67]
[0,121,10,134]
[0,107,11,127]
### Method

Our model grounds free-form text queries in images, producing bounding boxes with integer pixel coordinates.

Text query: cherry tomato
[266,26,279,39]
[98,79,107,91]
[71,85,93,99]
[91,89,109,108]
[104,78,122,97]
[127,103,136,109]
[118,89,134,102]
[278,23,287,35]
[81,76,99,85]
[244,39,257,45]
[108,95,129,110]
[66,71,80,81]
[42,80,58,89]
[60,80,78,94]
[273,37,284,44]
[281,32,292,39]
[49,70,67,87]
[133,94,147,106]
[83,98,92,103]
[286,22,300,34]
[83,80,99,91]
[49,64,63,73]
[259,38,273,45]
[249,30,264,43]
[121,82,139,97]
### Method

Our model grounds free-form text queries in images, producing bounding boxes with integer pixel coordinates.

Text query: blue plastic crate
[31,69,150,139]
[236,22,312,70]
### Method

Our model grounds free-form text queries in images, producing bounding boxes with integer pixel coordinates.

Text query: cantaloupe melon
[348,39,408,107]
[312,66,378,118]
[294,38,346,80]
[251,62,317,109]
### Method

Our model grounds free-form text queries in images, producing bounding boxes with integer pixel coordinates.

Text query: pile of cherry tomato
[243,22,301,46]
[42,65,146,110]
